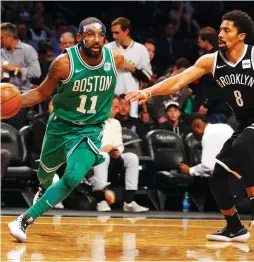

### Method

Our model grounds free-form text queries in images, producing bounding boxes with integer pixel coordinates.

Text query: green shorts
[39,112,105,173]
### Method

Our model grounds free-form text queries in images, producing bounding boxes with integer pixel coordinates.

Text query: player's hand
[125,90,151,105]
[179,163,190,175]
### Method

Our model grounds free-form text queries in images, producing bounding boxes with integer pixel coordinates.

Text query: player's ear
[238,32,246,41]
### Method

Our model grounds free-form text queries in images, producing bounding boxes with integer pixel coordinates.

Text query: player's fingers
[125,91,137,101]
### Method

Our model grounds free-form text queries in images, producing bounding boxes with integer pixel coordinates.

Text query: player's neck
[79,46,103,66]
[225,43,246,64]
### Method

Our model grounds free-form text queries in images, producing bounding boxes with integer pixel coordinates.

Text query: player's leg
[30,113,65,203]
[121,152,149,212]
[8,141,100,242]
[231,128,254,225]
[207,129,254,242]
[207,163,249,242]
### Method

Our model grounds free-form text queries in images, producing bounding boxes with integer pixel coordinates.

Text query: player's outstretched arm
[125,53,214,104]
[21,54,70,108]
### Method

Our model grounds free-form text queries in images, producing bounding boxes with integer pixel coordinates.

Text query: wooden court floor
[1,216,254,261]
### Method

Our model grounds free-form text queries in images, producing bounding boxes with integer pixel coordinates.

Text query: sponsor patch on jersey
[104,62,111,71]
[242,59,251,69]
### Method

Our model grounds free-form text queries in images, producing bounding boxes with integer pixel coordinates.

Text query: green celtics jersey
[53,44,117,124]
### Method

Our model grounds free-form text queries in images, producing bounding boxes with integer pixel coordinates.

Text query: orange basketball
[1,83,22,119]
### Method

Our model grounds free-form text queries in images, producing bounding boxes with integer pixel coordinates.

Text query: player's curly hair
[222,10,254,43]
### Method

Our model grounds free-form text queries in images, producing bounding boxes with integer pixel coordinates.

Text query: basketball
[0,83,22,119]
[104,189,115,205]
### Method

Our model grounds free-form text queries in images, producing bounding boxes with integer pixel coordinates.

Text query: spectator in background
[179,114,233,177]
[1,22,41,130]
[144,38,155,62]
[194,26,232,123]
[159,101,189,138]
[143,38,157,83]
[116,94,149,138]
[33,1,53,29]
[51,19,69,57]
[16,21,37,50]
[18,1,33,23]
[59,32,75,52]
[33,41,54,85]
[148,57,191,124]
[28,14,51,51]
[89,96,149,212]
[154,19,192,76]
[141,38,157,124]
[106,17,152,119]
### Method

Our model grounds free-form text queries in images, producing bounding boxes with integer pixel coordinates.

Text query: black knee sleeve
[209,164,234,210]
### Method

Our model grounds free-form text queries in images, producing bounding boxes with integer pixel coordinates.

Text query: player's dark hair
[222,10,254,43]
[0,22,18,39]
[111,17,131,35]
[198,27,218,47]
[189,113,208,127]
[174,58,191,69]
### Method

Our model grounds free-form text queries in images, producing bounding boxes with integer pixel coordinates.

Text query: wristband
[144,89,152,99]
[14,67,19,76]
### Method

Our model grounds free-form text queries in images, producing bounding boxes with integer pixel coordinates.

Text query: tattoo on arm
[48,63,58,80]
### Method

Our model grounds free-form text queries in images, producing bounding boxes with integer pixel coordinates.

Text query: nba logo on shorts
[104,62,111,72]
[242,59,251,69]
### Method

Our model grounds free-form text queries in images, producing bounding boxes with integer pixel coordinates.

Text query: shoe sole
[206,232,250,242]
[123,209,149,212]
[8,223,26,243]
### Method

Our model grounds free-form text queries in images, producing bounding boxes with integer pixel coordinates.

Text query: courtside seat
[184,133,202,166]
[1,123,36,206]
[145,130,195,210]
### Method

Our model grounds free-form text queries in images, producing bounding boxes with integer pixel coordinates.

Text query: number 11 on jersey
[77,95,98,114]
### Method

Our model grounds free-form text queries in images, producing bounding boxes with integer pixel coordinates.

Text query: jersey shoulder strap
[212,51,218,76]
[61,46,75,84]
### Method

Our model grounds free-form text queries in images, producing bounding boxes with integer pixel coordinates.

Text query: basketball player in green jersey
[8,17,124,243]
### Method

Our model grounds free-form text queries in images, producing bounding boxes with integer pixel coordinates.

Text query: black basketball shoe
[206,226,250,242]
